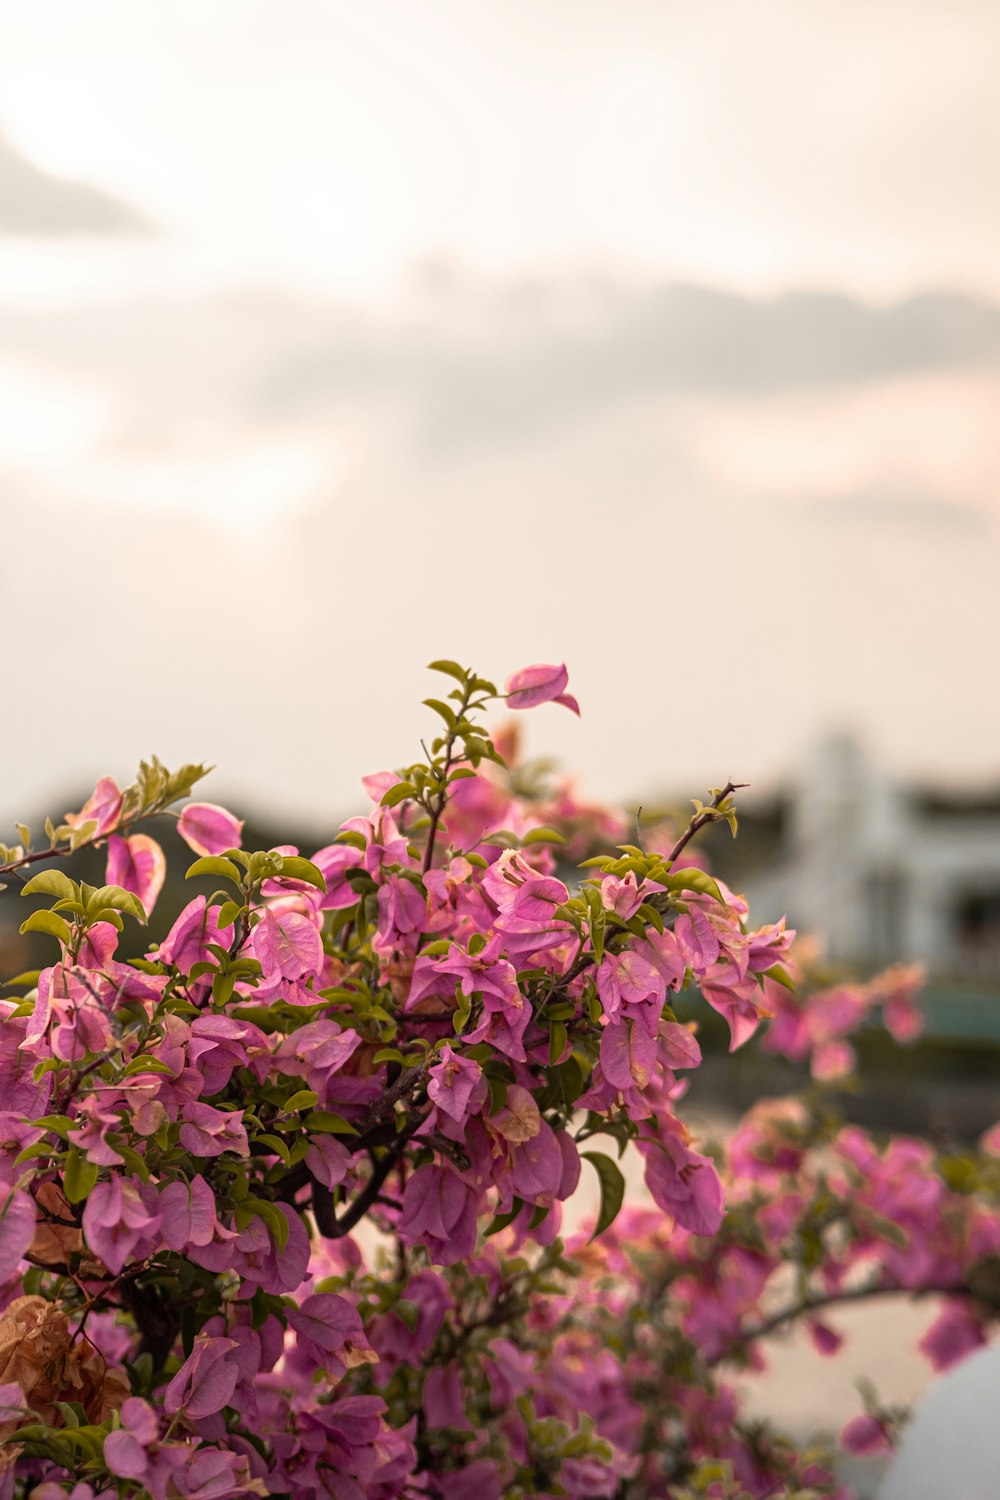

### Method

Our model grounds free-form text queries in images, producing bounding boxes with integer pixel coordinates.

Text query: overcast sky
[1,0,999,833]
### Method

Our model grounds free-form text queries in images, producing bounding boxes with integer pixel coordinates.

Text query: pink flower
[273,1019,361,1095]
[427,1046,484,1125]
[287,1293,376,1375]
[103,1396,159,1481]
[505,662,580,715]
[157,1176,220,1252]
[251,907,323,983]
[841,1412,891,1455]
[641,1121,725,1236]
[305,1134,352,1189]
[67,1095,126,1166]
[919,1300,986,1371]
[422,1363,472,1430]
[82,1176,160,1274]
[0,1183,35,1281]
[807,1319,844,1357]
[177,802,244,856]
[106,833,167,917]
[699,962,765,1050]
[401,1164,478,1265]
[178,1103,250,1159]
[600,1018,657,1092]
[66,776,123,837]
[157,895,226,972]
[596,949,664,1028]
[164,1335,240,1420]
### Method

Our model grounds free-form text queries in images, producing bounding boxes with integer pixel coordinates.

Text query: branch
[314,1119,421,1238]
[422,679,476,875]
[711,1277,970,1366]
[665,780,747,868]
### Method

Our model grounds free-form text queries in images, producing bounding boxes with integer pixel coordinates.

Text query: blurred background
[2,0,1000,822]
[2,4,999,1484]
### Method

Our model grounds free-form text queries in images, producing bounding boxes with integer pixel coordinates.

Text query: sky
[1,0,999,833]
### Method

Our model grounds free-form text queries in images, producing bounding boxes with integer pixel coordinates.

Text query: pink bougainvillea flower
[251,907,323,983]
[287,1293,377,1375]
[600,1018,657,1093]
[103,1396,159,1482]
[504,662,580,715]
[641,1121,725,1236]
[0,1183,35,1281]
[305,1133,352,1189]
[422,1363,472,1431]
[699,962,766,1051]
[177,801,244,857]
[163,1335,241,1420]
[156,895,226,972]
[157,1175,219,1252]
[106,833,167,918]
[919,1300,987,1371]
[65,776,123,836]
[841,1412,892,1455]
[427,1045,484,1125]
[82,1175,160,1274]
[178,1102,250,1159]
[401,1163,478,1265]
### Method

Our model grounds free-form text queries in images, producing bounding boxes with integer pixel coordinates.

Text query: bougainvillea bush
[1,661,999,1500]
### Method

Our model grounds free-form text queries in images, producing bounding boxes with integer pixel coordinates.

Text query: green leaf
[115,1142,150,1181]
[31,1114,75,1138]
[761,963,795,992]
[427,659,467,684]
[121,1056,175,1077]
[303,1111,359,1136]
[87,908,124,931]
[548,1020,568,1064]
[244,1196,289,1251]
[582,1151,625,1240]
[637,902,665,936]
[19,909,71,944]
[215,900,243,931]
[372,1047,406,1065]
[423,697,458,729]
[380,781,416,809]
[283,1090,320,1113]
[273,856,327,893]
[86,885,147,924]
[583,887,606,964]
[336,829,368,851]
[185,856,243,884]
[14,1141,56,1165]
[255,1133,292,1165]
[1,969,41,989]
[523,826,566,847]
[20,869,77,902]
[63,1147,99,1204]
[484,1197,523,1237]
[212,973,236,1008]
[663,868,724,904]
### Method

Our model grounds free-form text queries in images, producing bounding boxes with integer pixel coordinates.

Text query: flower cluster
[0,659,994,1500]
[0,661,789,1498]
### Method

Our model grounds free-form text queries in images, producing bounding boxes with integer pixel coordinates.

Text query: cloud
[0,130,151,236]
[3,277,1000,464]
[256,280,1000,453]
[797,491,990,534]
[791,489,989,537]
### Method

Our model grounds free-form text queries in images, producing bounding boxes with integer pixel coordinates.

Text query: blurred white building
[742,737,1000,979]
